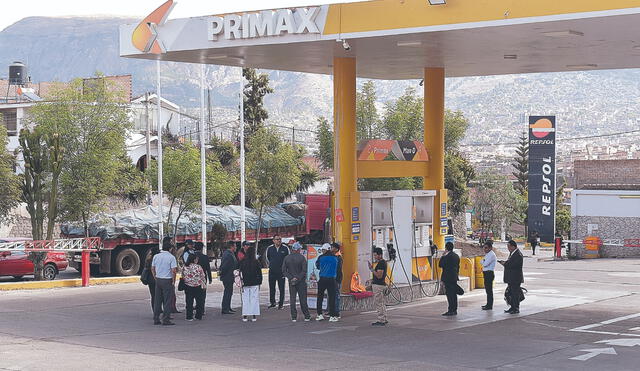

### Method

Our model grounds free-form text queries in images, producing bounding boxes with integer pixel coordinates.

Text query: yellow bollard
[459,257,475,290]
[474,256,485,288]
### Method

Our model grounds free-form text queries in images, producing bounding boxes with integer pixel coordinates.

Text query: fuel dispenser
[357,190,436,285]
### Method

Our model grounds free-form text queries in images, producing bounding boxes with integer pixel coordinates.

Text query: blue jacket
[315,253,338,279]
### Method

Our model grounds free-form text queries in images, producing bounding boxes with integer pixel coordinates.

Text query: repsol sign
[527,116,556,243]
[207,7,321,41]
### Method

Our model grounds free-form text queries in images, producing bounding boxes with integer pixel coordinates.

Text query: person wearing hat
[499,240,524,314]
[315,242,339,322]
[283,242,311,322]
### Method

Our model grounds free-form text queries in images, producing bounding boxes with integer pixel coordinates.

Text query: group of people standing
[439,239,524,316]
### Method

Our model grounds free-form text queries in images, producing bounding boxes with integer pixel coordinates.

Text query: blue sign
[440,217,448,228]
[440,202,447,217]
[351,223,361,234]
[352,207,359,222]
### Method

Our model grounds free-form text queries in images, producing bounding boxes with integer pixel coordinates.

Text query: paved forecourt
[1,254,640,370]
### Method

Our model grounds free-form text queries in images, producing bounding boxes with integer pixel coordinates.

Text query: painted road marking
[596,338,640,347]
[570,312,640,337]
[309,326,358,334]
[569,347,617,361]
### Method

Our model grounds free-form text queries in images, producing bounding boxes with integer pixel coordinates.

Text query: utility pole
[200,64,207,254]
[145,92,152,205]
[156,60,164,245]
[240,69,246,242]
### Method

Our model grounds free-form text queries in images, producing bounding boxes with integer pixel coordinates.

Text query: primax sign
[208,8,321,41]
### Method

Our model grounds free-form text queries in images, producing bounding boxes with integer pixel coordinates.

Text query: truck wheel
[43,264,58,280]
[114,248,140,276]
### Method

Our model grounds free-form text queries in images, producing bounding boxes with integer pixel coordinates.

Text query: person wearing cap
[283,242,311,322]
[331,243,343,318]
[499,240,524,314]
[182,240,195,265]
[315,243,339,322]
[266,234,290,309]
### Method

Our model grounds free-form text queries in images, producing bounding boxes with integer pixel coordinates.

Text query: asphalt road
[1,250,639,370]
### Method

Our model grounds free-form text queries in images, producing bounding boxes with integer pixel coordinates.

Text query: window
[2,111,17,136]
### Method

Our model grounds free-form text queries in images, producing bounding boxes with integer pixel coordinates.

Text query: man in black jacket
[219,241,238,314]
[499,240,524,314]
[439,241,460,316]
[266,235,289,309]
[194,242,212,314]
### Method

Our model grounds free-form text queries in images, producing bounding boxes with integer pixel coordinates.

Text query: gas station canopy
[120,0,640,79]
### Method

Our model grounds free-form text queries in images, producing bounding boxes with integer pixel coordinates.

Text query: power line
[460,128,640,147]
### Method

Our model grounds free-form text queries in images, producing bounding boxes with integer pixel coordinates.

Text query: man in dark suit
[219,241,238,314]
[499,240,524,314]
[439,241,460,316]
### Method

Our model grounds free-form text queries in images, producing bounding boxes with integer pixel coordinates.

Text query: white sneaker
[316,314,325,321]
[186,318,194,322]
[291,319,297,322]
[329,316,339,322]
[251,317,257,322]
[304,317,311,322]
[242,317,248,322]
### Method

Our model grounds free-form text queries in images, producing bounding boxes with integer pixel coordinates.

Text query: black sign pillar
[527,116,556,243]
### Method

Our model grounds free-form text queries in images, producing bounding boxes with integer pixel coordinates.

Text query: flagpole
[156,59,164,247]
[240,68,246,242]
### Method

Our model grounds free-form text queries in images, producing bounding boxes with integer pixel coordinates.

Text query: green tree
[209,136,237,168]
[445,151,475,216]
[243,68,274,140]
[315,116,334,170]
[556,207,571,238]
[381,87,423,141]
[26,76,134,235]
[148,145,238,235]
[472,172,525,237]
[356,81,380,142]
[0,122,20,226]
[512,132,529,195]
[246,127,301,248]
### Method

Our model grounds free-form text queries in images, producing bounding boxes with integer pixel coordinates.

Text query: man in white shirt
[480,240,497,310]
[152,237,178,325]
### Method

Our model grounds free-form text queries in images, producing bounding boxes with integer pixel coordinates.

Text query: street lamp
[428,0,446,5]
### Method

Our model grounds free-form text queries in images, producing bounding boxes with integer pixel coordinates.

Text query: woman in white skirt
[239,244,262,322]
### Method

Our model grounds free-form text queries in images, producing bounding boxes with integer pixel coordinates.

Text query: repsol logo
[530,139,554,145]
[207,7,321,41]
[541,156,553,216]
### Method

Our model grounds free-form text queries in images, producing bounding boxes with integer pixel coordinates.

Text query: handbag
[178,278,186,291]
[140,268,151,285]
[456,284,465,296]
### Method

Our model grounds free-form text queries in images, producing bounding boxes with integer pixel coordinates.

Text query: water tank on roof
[9,62,27,85]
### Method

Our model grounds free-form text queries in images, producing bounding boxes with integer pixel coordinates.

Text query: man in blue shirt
[151,237,178,325]
[480,240,497,310]
[315,244,339,322]
[266,235,289,309]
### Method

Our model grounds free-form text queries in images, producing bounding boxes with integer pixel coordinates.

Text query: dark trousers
[531,243,537,255]
[483,271,494,308]
[222,279,234,311]
[507,282,522,310]
[289,281,310,320]
[153,278,175,323]
[444,281,458,313]
[269,272,286,306]
[148,282,157,312]
[185,285,205,319]
[317,277,337,317]
[335,281,342,315]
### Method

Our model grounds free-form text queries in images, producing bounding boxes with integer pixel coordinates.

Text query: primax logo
[132,0,175,54]
[207,8,321,41]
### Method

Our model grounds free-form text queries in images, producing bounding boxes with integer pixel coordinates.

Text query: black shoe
[508,309,520,314]
[153,320,161,325]
[229,309,236,313]
[371,321,386,326]
[162,321,175,326]
[268,303,276,308]
[481,305,492,310]
[278,304,283,310]
[442,311,456,316]
[221,310,233,315]
[504,308,514,313]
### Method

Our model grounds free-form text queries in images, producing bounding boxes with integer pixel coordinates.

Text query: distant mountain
[2,16,639,149]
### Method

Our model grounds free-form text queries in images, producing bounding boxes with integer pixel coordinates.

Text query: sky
[0,0,367,31]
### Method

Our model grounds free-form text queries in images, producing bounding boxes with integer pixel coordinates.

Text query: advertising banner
[357,140,429,161]
[527,116,556,243]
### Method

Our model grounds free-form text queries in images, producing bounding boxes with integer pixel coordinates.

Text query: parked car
[0,239,68,280]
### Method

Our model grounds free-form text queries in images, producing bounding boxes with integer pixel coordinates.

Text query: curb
[0,269,270,291]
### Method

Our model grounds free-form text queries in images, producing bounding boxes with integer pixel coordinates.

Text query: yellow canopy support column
[423,67,447,250]
[333,57,357,292]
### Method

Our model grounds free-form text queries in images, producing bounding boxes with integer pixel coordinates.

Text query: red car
[0,239,68,280]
